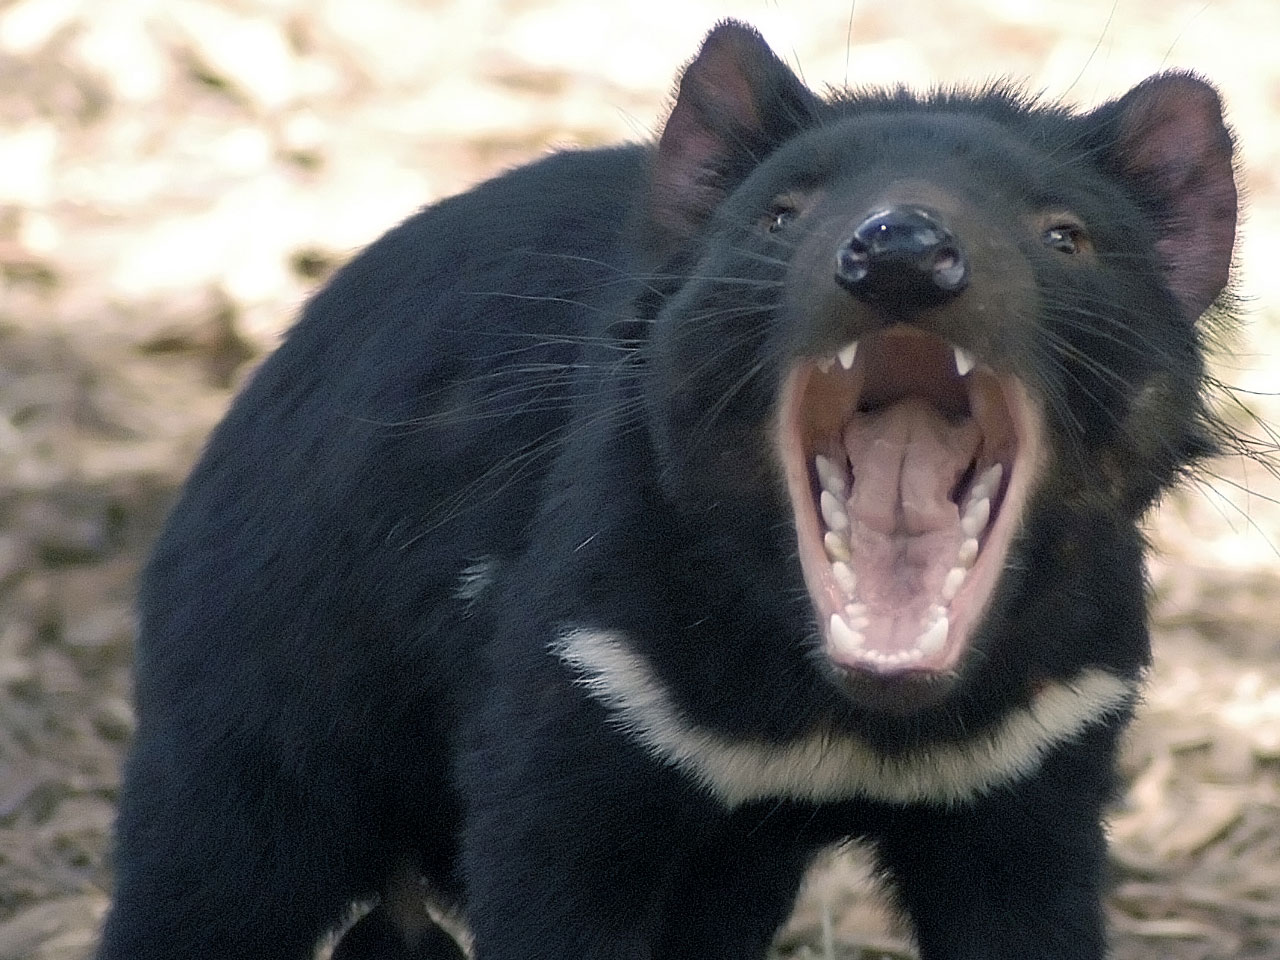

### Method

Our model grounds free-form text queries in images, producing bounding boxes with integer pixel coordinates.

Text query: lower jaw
[827,662,961,715]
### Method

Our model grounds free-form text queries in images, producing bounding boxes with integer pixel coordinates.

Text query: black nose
[835,206,968,311]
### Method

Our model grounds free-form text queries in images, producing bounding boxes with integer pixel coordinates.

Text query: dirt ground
[1,1,1278,958]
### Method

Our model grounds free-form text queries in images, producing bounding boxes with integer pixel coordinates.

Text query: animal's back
[106,144,647,958]
[140,143,645,691]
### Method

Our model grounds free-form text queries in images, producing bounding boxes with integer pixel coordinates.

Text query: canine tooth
[824,532,850,562]
[815,454,848,498]
[817,357,835,374]
[970,462,1003,502]
[941,567,966,602]
[918,616,949,655]
[844,606,868,630]
[837,340,859,370]
[829,613,864,654]
[832,561,857,597]
[820,491,849,532]
[957,537,979,567]
[953,346,975,376]
[961,497,991,537]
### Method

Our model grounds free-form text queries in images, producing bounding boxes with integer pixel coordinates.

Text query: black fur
[97,21,1239,960]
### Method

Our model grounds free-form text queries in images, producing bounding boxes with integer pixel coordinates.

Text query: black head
[641,20,1237,717]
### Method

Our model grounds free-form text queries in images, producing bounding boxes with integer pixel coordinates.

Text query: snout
[835,206,969,313]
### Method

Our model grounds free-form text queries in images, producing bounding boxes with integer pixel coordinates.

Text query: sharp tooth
[837,340,859,370]
[817,357,835,374]
[957,537,979,567]
[917,616,949,655]
[843,604,868,630]
[953,346,975,376]
[819,491,849,532]
[829,613,864,655]
[969,462,1004,502]
[814,454,848,498]
[823,531,850,562]
[832,561,857,597]
[941,567,966,602]
[960,497,990,538]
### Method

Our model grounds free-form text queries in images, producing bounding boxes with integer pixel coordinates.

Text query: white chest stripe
[554,628,1136,808]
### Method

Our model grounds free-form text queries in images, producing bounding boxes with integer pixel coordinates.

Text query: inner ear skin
[1093,72,1237,320]
[649,21,821,246]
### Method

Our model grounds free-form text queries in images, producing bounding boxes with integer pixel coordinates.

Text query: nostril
[837,240,871,286]
[931,246,968,292]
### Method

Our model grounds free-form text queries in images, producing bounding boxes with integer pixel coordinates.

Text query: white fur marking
[554,628,1136,808]
[454,559,495,603]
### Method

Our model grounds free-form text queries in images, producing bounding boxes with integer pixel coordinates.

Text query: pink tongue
[841,399,980,646]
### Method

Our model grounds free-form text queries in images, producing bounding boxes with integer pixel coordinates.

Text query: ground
[0,1,1278,958]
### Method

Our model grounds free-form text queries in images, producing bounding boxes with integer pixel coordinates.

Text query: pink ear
[650,21,818,242]
[1104,73,1237,319]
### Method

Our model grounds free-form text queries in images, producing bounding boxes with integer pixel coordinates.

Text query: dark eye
[764,191,812,235]
[1043,223,1086,255]
[767,205,796,234]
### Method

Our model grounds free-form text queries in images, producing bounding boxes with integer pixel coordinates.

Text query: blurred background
[0,1,1277,958]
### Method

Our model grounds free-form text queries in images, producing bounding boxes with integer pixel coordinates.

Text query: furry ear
[648,20,820,244]
[1096,73,1238,320]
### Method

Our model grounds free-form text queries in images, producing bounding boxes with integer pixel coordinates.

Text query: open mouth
[779,328,1043,679]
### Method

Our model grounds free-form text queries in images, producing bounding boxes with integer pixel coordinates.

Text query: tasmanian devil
[96,19,1240,960]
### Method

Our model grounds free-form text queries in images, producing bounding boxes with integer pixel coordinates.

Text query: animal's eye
[1043,223,1087,255]
[764,192,807,234]
[767,205,797,234]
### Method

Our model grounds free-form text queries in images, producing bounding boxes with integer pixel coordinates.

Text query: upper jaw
[778,327,1045,694]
